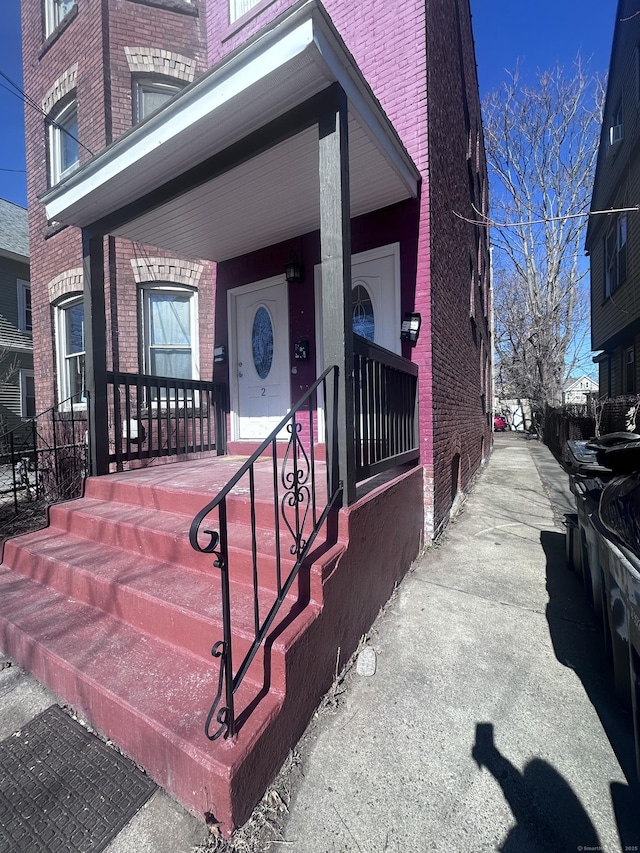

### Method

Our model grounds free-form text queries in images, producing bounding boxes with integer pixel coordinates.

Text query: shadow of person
[472,722,601,852]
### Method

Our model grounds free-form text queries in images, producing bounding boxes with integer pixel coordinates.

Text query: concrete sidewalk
[282,433,639,852]
[1,433,638,851]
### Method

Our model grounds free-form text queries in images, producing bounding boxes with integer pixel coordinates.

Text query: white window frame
[44,0,74,37]
[55,295,86,407]
[229,0,261,23]
[609,97,623,147]
[19,370,36,419]
[133,78,184,124]
[141,285,199,381]
[17,279,32,334]
[49,99,79,186]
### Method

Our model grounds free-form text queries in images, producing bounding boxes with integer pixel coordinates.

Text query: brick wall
[423,0,492,534]
[22,0,212,413]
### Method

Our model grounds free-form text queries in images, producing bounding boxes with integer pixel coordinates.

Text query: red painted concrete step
[84,457,329,530]
[1,526,310,674]
[0,456,344,833]
[47,496,317,593]
[0,568,300,827]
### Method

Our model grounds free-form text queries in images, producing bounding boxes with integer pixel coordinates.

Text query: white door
[313,243,401,439]
[230,277,290,440]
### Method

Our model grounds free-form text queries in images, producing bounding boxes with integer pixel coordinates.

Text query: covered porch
[16,0,426,832]
[41,0,422,507]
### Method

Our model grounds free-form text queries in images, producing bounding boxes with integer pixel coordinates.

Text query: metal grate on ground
[0,704,156,852]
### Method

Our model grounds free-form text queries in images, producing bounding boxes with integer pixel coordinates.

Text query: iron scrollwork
[204,640,232,741]
[281,421,311,556]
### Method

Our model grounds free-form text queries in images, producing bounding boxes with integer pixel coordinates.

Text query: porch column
[318,85,356,506]
[82,230,109,477]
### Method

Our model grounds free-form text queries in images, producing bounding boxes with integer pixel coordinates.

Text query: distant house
[0,199,33,437]
[586,1,640,395]
[563,375,599,405]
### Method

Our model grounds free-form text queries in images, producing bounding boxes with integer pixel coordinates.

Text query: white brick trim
[130,257,203,286]
[124,48,196,83]
[48,268,83,303]
[42,63,79,115]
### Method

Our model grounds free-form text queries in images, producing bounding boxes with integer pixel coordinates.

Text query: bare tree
[484,59,604,417]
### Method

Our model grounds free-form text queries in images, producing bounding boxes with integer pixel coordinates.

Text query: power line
[453,202,640,229]
[0,69,94,157]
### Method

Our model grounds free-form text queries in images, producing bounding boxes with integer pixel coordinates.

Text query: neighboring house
[587,1,640,396]
[7,0,492,833]
[563,375,599,405]
[0,199,33,438]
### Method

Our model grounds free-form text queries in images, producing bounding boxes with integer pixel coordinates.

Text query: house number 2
[261,388,266,396]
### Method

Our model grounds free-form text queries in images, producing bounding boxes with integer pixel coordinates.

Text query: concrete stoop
[0,458,424,834]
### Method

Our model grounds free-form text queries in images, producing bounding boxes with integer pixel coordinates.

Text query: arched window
[352,283,375,342]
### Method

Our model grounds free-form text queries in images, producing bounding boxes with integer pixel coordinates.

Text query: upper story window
[49,100,79,185]
[17,280,32,333]
[609,98,623,147]
[604,212,627,298]
[45,0,74,37]
[134,79,184,123]
[229,0,260,23]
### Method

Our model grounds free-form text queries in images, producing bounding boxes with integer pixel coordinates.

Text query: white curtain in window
[149,293,192,379]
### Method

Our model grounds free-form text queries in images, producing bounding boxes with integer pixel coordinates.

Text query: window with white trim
[609,97,623,147]
[229,0,261,23]
[20,370,36,418]
[56,296,86,403]
[133,79,184,123]
[604,212,627,298]
[48,99,79,185]
[17,280,32,333]
[44,0,74,37]
[141,286,198,380]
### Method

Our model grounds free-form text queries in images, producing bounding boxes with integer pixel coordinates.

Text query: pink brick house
[3,0,491,834]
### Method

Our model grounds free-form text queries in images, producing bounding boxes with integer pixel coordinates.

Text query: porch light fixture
[401,312,422,346]
[285,255,304,284]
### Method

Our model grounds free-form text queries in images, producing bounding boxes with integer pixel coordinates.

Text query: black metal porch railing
[0,392,90,536]
[107,371,227,467]
[353,334,419,479]
[189,366,341,741]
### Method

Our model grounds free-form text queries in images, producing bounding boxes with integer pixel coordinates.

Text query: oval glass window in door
[252,305,274,379]
[352,283,375,341]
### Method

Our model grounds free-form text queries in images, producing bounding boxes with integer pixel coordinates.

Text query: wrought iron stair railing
[189,366,341,741]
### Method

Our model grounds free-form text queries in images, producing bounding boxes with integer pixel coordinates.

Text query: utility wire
[0,69,94,157]
[454,202,640,229]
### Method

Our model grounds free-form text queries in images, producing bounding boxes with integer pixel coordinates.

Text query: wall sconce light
[214,345,227,364]
[401,312,422,346]
[285,254,304,284]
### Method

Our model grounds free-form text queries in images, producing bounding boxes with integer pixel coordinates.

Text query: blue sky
[0,0,618,208]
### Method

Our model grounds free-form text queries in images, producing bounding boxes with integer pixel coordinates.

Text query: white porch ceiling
[41,0,420,262]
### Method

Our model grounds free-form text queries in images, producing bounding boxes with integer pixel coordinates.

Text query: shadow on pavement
[472,721,600,852]
[541,529,640,848]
